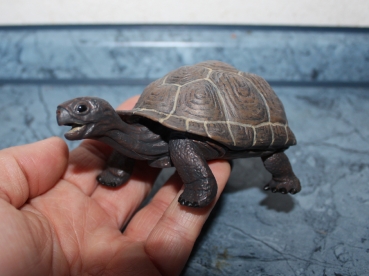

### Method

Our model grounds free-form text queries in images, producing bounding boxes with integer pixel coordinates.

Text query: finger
[62,140,112,195]
[146,160,230,275]
[0,137,69,208]
[125,161,230,240]
[117,95,140,110]
[91,161,161,228]
[123,172,181,240]
[125,160,231,275]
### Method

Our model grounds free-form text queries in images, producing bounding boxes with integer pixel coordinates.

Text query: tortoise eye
[76,104,88,113]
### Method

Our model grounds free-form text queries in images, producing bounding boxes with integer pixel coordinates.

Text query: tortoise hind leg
[169,137,217,208]
[262,152,301,194]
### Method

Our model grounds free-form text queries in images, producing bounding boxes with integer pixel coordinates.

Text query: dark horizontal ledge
[0,78,153,86]
[268,81,369,88]
[1,24,368,33]
[1,78,369,88]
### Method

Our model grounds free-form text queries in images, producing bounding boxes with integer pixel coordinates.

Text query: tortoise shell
[126,61,296,150]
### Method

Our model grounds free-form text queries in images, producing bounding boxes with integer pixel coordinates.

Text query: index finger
[125,160,231,275]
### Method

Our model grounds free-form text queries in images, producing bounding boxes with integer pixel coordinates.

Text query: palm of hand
[0,97,230,276]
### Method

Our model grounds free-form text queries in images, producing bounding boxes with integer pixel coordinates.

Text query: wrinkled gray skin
[56,97,300,208]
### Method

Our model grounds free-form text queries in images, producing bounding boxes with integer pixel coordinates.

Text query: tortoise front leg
[169,137,217,208]
[97,150,135,187]
[262,151,301,194]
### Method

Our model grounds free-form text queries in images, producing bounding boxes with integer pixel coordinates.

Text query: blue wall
[0,25,368,275]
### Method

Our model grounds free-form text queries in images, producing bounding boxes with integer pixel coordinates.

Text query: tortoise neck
[97,120,169,160]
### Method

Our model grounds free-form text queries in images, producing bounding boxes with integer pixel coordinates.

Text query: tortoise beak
[56,106,88,140]
[56,106,70,126]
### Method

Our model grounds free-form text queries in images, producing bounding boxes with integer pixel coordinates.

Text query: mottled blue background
[1,25,368,275]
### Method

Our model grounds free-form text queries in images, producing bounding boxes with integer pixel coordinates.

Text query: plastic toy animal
[56,61,301,208]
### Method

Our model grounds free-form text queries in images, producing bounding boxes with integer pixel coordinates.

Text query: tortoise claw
[97,168,130,187]
[178,178,217,208]
[264,176,301,195]
[289,188,297,194]
[279,188,287,194]
[178,197,200,208]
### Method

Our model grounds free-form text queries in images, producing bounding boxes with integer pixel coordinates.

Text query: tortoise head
[56,97,120,140]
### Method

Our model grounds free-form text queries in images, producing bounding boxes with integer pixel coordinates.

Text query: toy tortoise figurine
[56,60,301,208]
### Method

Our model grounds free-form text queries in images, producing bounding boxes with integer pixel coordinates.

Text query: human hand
[0,96,231,276]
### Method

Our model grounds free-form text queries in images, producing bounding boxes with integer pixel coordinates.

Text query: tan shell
[125,61,296,149]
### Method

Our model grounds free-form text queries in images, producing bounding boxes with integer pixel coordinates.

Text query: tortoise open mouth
[56,106,90,140]
[64,123,87,139]
[66,123,85,132]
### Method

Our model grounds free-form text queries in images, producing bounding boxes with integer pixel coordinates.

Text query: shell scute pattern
[134,78,178,116]
[271,125,288,147]
[176,80,225,121]
[229,124,254,148]
[205,122,234,145]
[239,72,287,124]
[286,127,297,145]
[165,65,209,86]
[254,125,273,148]
[131,61,295,149]
[196,60,239,73]
[209,70,269,124]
